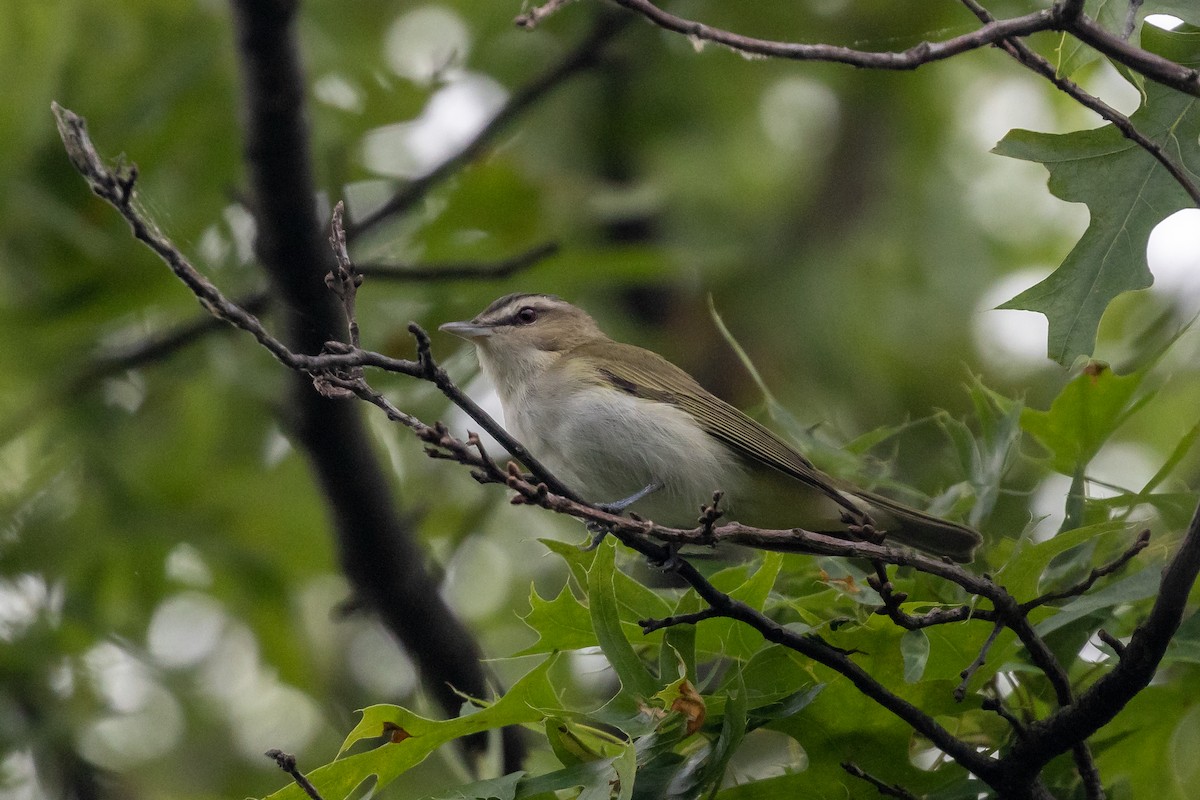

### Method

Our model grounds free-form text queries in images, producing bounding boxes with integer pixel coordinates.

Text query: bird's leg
[582,480,664,550]
[841,511,885,545]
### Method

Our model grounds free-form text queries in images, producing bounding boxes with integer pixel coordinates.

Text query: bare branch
[606,0,1056,67]
[600,0,1199,101]
[982,696,1028,738]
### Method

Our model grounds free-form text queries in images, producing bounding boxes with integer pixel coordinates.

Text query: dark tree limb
[226,0,525,768]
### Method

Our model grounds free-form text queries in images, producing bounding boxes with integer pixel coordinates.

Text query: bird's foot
[581,521,612,551]
[841,511,886,545]
[580,480,665,551]
[598,480,665,515]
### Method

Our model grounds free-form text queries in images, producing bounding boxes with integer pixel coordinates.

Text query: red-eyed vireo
[440,293,982,563]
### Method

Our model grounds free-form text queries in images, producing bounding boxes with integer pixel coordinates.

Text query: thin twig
[639,608,721,634]
[265,751,325,800]
[1022,530,1151,611]
[840,762,919,800]
[956,621,1004,701]
[606,0,1058,67]
[326,200,362,349]
[1123,0,1144,41]
[867,562,996,630]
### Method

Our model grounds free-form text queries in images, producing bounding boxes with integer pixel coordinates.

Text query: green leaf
[993,26,1200,365]
[587,540,661,699]
[515,584,596,656]
[611,743,637,800]
[262,657,560,800]
[1170,705,1200,793]
[996,520,1129,600]
[1147,1,1200,26]
[423,771,523,800]
[695,553,783,661]
[541,538,673,622]
[511,761,627,799]
[1020,362,1145,475]
[1138,417,1200,496]
[1034,564,1161,636]
[900,629,930,683]
[545,717,631,765]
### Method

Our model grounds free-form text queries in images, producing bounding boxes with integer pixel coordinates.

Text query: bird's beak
[439,320,494,340]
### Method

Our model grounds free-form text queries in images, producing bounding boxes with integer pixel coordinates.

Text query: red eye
[516,307,538,325]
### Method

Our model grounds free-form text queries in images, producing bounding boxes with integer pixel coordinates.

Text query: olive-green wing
[571,341,856,512]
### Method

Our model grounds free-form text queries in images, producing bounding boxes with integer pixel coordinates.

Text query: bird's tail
[851,489,982,564]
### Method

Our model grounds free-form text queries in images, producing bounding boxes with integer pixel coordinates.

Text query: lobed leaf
[994,25,1200,365]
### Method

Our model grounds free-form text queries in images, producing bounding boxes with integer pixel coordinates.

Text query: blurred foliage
[3,0,1200,799]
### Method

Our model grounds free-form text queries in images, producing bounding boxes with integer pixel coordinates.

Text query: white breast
[496,369,744,526]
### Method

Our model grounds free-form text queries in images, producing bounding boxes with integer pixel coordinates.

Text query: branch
[955,621,1004,701]
[596,0,1200,101]
[346,14,629,241]
[229,0,529,770]
[604,0,1058,68]
[867,562,996,630]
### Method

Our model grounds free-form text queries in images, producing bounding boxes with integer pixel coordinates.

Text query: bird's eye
[515,307,538,325]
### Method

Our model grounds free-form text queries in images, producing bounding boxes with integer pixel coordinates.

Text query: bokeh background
[2,2,1198,799]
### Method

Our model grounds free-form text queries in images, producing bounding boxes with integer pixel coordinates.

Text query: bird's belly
[507,389,743,527]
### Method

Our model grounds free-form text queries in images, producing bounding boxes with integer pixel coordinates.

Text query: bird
[440,293,982,563]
